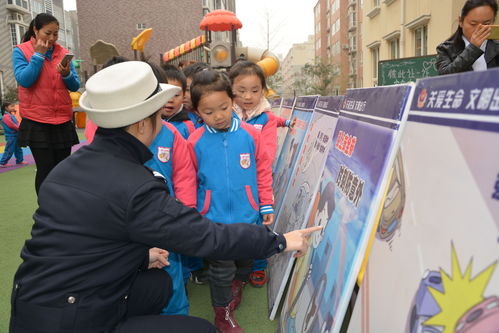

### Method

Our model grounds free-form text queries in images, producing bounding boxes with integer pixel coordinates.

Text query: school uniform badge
[253,124,263,131]
[158,147,171,163]
[240,153,251,169]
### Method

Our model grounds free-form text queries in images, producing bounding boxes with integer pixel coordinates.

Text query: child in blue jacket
[1,102,26,167]
[161,65,196,140]
[187,70,274,332]
[143,63,197,316]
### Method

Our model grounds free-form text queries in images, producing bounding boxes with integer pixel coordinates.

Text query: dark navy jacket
[10,127,286,332]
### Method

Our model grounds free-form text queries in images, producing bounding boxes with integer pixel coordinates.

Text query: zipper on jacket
[223,133,232,221]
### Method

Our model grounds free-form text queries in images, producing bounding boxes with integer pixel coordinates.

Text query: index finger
[299,226,323,235]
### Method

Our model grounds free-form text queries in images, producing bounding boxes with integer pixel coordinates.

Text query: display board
[347,68,499,333]
[274,97,296,170]
[268,96,343,320]
[279,84,414,333]
[272,96,317,217]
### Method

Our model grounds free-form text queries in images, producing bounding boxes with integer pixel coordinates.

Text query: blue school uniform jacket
[144,121,197,315]
[187,115,274,225]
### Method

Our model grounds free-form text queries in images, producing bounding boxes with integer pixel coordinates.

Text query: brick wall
[77,0,203,78]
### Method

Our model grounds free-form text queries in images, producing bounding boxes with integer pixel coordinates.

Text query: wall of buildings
[0,0,79,99]
[281,35,315,96]
[77,0,203,77]
[362,0,478,86]
[314,0,364,95]
[1,0,31,97]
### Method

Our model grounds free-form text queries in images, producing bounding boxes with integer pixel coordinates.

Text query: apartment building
[281,35,315,96]
[361,0,492,86]
[314,0,364,94]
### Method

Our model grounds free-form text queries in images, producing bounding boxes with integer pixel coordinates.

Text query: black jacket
[436,39,499,75]
[10,128,286,332]
[165,107,191,122]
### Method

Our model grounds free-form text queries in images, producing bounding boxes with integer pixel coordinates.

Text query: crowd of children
[81,59,294,333]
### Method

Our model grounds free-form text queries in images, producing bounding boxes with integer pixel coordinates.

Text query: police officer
[9,61,320,333]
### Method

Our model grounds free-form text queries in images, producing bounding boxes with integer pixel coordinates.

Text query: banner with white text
[347,68,499,333]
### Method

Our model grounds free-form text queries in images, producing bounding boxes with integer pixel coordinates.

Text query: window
[349,33,357,51]
[332,0,339,11]
[350,55,357,75]
[137,23,146,30]
[10,24,26,47]
[8,0,29,8]
[373,0,380,6]
[32,0,44,13]
[58,29,66,42]
[10,24,18,47]
[390,38,400,59]
[414,25,427,56]
[371,46,380,78]
[349,9,357,28]
[44,0,52,14]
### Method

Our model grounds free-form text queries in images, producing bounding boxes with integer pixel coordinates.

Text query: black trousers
[10,269,217,333]
[114,269,217,333]
[30,146,71,194]
[208,259,254,307]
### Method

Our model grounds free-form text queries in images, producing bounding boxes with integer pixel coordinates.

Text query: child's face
[183,77,193,111]
[162,80,184,118]
[6,104,16,113]
[197,91,233,130]
[232,74,264,112]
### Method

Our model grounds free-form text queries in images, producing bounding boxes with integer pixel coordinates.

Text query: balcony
[367,6,381,19]
[6,0,30,15]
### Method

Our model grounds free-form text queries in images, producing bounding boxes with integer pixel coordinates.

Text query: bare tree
[293,60,339,96]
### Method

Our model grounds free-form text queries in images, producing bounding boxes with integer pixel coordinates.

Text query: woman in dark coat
[436,0,499,75]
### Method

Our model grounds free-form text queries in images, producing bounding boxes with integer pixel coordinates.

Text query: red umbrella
[199,10,242,31]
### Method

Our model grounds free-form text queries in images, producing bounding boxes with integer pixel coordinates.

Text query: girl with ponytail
[436,0,499,74]
[12,13,80,194]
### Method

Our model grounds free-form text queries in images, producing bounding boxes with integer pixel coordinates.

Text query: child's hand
[263,213,274,225]
[148,247,170,269]
[289,117,297,130]
[283,226,323,257]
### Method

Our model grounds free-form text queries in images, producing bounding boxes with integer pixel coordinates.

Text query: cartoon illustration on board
[281,180,337,333]
[376,149,406,246]
[406,244,498,333]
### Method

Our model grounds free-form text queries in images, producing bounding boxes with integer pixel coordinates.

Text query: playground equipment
[131,28,153,60]
[162,9,280,94]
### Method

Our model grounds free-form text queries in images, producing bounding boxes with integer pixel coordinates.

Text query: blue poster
[348,69,499,333]
[272,96,317,217]
[268,96,342,319]
[279,85,414,333]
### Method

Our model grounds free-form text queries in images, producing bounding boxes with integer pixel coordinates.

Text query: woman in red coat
[13,13,80,194]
